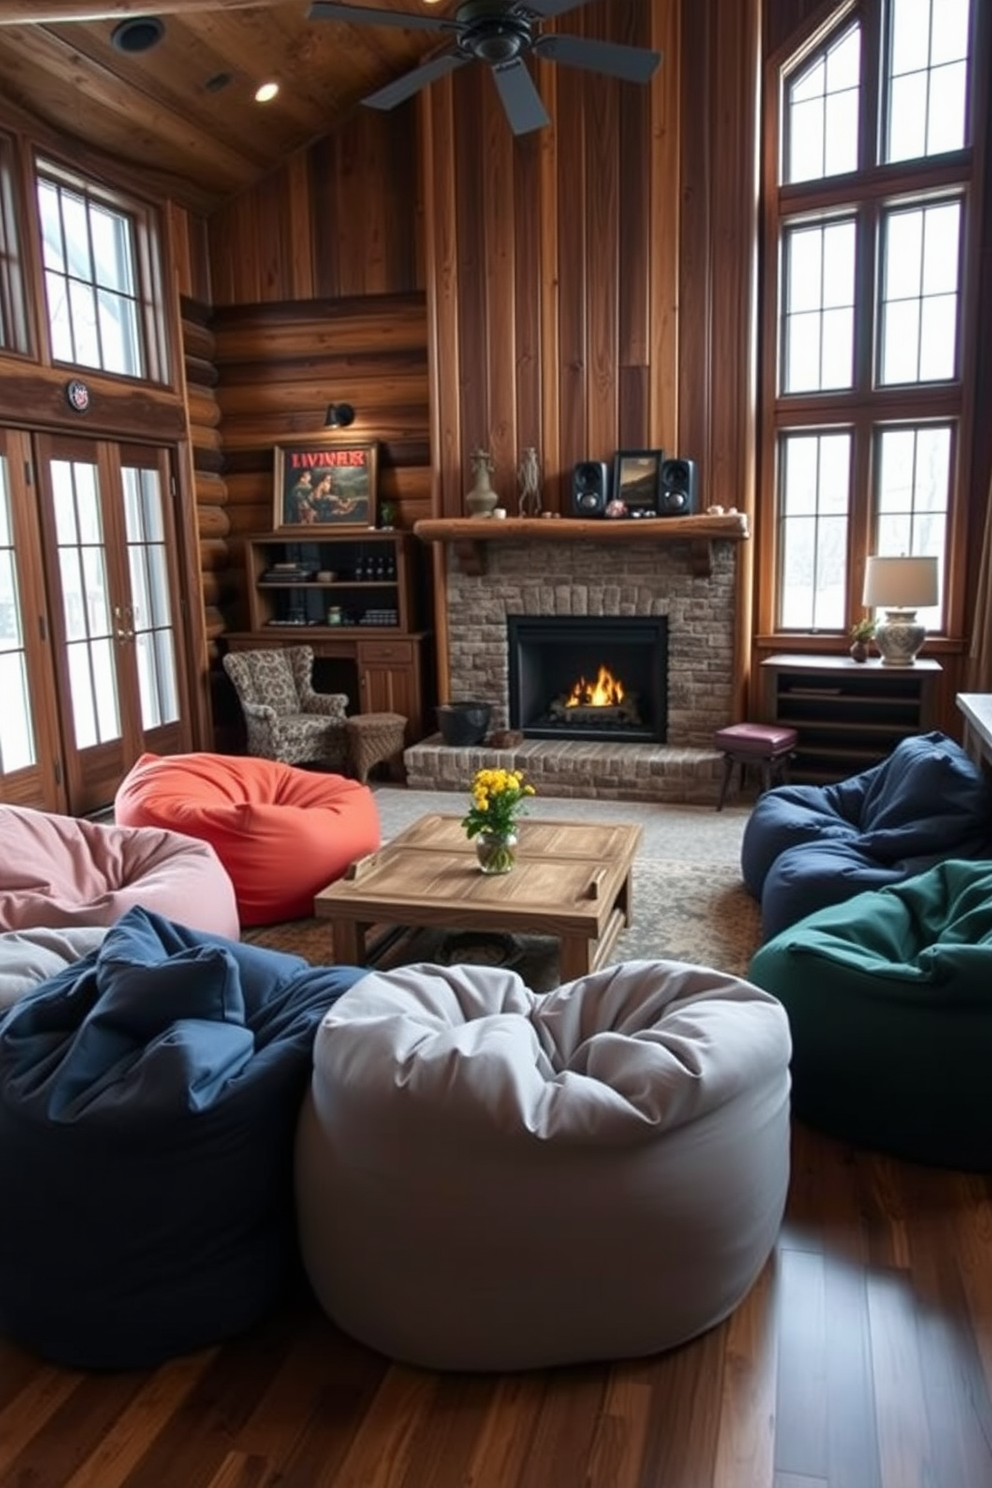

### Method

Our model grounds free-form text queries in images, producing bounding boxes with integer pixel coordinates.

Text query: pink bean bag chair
[0,805,239,939]
[114,752,381,926]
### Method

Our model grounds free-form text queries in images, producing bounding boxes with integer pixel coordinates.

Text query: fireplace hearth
[508,615,668,742]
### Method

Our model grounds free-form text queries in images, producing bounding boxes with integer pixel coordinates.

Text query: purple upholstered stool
[713,723,798,812]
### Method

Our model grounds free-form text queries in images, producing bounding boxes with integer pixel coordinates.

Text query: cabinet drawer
[357,639,416,665]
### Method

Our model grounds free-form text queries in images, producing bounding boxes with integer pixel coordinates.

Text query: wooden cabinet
[760,653,942,782]
[226,531,434,741]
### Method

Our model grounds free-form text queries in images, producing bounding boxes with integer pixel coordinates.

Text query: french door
[8,430,193,816]
[0,428,62,809]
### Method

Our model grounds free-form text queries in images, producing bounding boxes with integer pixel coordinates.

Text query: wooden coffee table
[314,812,643,982]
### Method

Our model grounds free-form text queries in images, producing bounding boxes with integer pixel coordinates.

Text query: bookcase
[760,653,942,783]
[225,531,433,741]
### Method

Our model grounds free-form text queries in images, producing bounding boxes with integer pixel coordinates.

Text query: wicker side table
[345,712,408,784]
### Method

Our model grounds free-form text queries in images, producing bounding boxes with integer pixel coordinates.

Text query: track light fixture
[324,402,355,428]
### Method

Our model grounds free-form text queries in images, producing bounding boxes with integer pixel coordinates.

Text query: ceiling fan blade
[364,50,470,111]
[523,0,590,16]
[491,57,551,136]
[308,1,458,33]
[535,33,662,85]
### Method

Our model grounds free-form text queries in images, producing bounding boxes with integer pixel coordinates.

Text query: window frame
[31,153,170,387]
[756,0,986,650]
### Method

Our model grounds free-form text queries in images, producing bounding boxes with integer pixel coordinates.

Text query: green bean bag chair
[748,858,992,1169]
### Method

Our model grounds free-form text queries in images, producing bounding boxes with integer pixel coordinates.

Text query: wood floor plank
[4,1123,992,1488]
[711,1259,778,1488]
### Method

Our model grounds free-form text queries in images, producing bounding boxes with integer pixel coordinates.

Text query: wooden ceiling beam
[0,0,299,23]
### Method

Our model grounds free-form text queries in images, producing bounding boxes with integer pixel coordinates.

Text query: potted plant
[849,617,876,662]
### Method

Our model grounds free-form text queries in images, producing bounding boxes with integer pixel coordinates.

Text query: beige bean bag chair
[0,804,239,940]
[295,958,792,1371]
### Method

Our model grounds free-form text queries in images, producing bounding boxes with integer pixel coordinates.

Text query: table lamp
[862,555,939,667]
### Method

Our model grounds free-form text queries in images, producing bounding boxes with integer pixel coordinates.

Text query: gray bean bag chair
[295,958,792,1371]
[740,731,992,941]
[0,907,363,1369]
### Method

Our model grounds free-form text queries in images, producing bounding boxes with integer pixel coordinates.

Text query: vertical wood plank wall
[162,0,762,727]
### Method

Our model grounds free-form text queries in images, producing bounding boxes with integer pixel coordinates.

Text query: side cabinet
[225,530,434,742]
[760,653,942,782]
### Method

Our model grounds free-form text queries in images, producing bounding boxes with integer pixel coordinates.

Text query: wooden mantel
[413,513,750,578]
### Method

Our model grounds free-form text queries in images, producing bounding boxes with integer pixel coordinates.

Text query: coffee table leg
[331,917,362,965]
[558,935,592,983]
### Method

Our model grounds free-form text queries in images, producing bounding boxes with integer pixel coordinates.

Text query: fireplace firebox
[507,615,668,742]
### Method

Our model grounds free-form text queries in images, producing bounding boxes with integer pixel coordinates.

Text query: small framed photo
[612,449,663,512]
[274,440,378,532]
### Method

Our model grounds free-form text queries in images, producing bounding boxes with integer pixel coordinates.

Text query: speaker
[658,457,698,516]
[572,460,610,517]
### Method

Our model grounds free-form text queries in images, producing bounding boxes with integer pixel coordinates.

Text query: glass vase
[474,830,518,875]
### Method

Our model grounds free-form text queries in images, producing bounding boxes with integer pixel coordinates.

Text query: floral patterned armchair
[222,646,350,772]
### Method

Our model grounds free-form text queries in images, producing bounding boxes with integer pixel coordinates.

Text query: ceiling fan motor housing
[456,3,534,64]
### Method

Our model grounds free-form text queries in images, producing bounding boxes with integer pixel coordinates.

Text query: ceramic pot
[437,702,491,746]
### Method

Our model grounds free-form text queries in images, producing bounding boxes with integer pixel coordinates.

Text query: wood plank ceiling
[0,0,453,212]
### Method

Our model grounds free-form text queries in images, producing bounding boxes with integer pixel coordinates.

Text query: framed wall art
[612,449,664,514]
[273,440,378,532]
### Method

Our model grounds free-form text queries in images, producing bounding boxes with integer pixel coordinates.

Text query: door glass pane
[122,463,179,729]
[875,424,949,629]
[51,457,121,747]
[885,0,970,163]
[777,431,852,629]
[0,454,36,771]
[879,201,960,384]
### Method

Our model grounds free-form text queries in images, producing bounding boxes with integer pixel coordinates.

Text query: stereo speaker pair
[571,457,698,517]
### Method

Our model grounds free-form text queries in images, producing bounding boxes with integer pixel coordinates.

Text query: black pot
[436,702,491,747]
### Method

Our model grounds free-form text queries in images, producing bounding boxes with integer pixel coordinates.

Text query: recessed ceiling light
[110,16,164,53]
[255,81,280,103]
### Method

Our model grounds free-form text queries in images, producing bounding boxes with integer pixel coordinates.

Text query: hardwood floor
[2,1120,991,1488]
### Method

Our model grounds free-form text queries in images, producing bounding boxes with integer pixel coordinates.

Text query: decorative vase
[849,640,870,662]
[474,830,518,875]
[465,448,499,519]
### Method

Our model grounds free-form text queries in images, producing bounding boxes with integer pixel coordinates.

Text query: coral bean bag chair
[295,958,792,1371]
[740,731,992,941]
[115,751,381,926]
[0,804,239,939]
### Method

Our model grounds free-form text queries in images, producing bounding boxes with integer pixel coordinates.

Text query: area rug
[243,855,762,991]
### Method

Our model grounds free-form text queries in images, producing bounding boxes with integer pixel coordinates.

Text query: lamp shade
[862,555,939,610]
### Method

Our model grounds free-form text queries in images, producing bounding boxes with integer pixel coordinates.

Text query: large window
[34,159,168,384]
[760,0,980,638]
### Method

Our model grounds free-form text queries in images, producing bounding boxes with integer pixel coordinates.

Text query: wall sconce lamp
[862,555,939,667]
[324,402,355,428]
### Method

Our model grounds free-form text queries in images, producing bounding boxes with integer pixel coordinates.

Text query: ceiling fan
[306,0,661,136]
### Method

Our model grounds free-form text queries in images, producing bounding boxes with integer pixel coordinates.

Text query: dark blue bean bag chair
[740,731,992,942]
[748,859,992,1169]
[0,907,364,1369]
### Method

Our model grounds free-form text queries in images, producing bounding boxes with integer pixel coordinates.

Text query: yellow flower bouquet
[461,767,535,873]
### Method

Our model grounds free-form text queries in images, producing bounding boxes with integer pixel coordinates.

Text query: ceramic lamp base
[874,608,926,667]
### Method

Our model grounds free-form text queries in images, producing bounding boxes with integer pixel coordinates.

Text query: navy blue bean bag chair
[748,859,992,1169]
[740,731,992,942]
[0,907,364,1369]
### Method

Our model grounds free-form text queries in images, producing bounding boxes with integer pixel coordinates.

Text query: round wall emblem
[66,379,91,412]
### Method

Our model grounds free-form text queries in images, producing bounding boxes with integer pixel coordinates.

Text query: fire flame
[565,664,625,708]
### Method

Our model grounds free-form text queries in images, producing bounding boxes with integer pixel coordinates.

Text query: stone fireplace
[508,614,669,742]
[406,516,748,803]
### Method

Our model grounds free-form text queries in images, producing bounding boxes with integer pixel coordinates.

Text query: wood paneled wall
[211,291,431,555]
[206,104,424,307]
